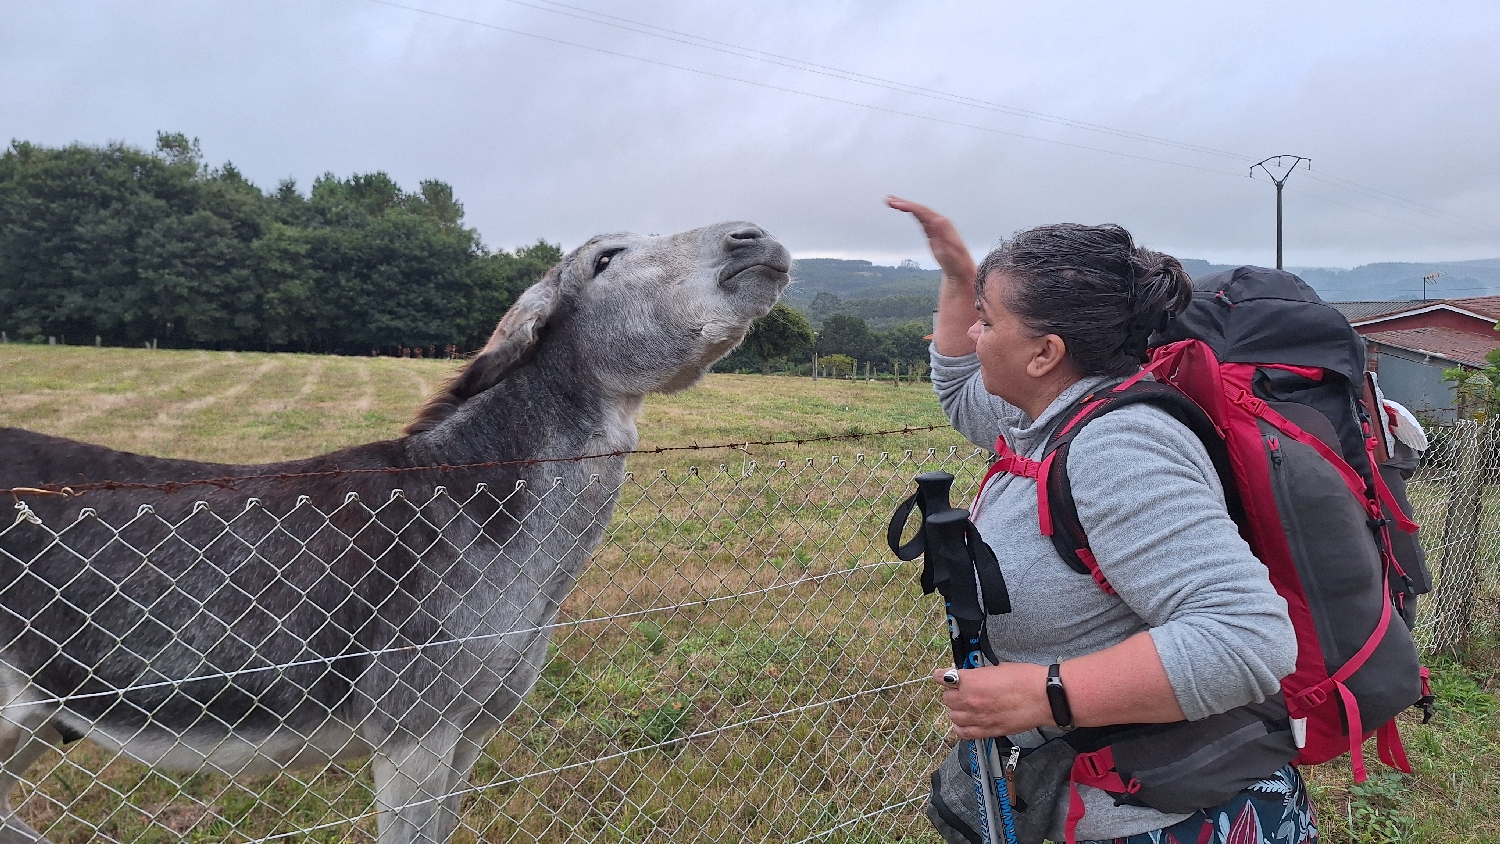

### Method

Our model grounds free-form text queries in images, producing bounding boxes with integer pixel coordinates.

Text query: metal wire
[0,427,1491,843]
[0,440,984,842]
[1409,420,1500,655]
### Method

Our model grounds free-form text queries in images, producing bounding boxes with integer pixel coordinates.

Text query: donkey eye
[593,249,625,276]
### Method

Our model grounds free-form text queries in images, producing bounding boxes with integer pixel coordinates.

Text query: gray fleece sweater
[931,349,1296,841]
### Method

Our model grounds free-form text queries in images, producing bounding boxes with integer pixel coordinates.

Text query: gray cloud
[3,0,1497,268]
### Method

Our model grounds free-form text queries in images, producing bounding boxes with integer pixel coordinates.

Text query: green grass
[0,345,967,843]
[1,344,1497,843]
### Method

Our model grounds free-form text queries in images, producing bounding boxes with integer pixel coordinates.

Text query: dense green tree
[816,313,889,363]
[0,134,557,354]
[821,353,856,378]
[741,302,815,375]
[886,321,932,367]
[809,291,842,321]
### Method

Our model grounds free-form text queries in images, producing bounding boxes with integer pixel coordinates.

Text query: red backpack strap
[1037,379,1234,594]
[1063,746,1142,844]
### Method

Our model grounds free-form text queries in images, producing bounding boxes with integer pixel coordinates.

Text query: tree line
[0,133,558,354]
[0,133,935,373]
[713,306,932,377]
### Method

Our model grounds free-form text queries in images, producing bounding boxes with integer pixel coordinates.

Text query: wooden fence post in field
[812,353,818,381]
[1429,418,1492,655]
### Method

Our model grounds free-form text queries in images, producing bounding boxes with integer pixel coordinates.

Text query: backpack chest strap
[976,437,1060,536]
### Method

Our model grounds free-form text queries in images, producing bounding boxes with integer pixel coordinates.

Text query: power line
[1286,183,1500,252]
[358,0,1250,180]
[486,0,1258,163]
[360,0,1500,252]
[492,0,1500,242]
[1301,171,1500,240]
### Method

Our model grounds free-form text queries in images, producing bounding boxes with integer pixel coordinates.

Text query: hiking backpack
[981,266,1433,841]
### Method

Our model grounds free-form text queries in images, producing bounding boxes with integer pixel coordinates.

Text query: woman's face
[968,272,1051,405]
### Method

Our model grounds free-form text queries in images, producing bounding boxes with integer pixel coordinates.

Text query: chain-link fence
[1407,420,1500,656]
[1,425,1496,843]
[0,436,988,843]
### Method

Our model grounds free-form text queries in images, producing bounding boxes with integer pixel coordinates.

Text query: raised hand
[886,196,977,287]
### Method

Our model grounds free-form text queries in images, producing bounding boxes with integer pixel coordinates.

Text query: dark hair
[974,223,1192,377]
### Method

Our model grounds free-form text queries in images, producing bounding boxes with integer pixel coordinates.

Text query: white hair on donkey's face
[408,222,789,436]
[568,223,788,395]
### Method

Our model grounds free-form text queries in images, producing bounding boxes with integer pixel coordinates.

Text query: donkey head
[407,222,790,434]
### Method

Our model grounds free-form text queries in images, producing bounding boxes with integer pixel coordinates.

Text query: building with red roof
[1328,298,1500,422]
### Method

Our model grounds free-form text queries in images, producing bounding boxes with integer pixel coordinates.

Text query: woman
[887,197,1314,844]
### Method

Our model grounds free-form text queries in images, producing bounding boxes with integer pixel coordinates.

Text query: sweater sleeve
[1067,404,1296,721]
[929,344,1024,452]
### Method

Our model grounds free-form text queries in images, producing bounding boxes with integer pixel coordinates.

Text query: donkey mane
[404,264,569,436]
[403,351,508,436]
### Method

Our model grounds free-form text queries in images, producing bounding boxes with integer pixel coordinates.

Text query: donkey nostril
[726,226,766,243]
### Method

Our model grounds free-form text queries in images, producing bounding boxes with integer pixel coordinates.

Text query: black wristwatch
[1046,662,1073,729]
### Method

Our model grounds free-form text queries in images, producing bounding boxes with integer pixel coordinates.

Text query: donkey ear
[464,267,567,394]
[404,266,568,434]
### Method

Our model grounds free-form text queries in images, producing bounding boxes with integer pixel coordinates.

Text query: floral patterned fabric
[1080,765,1317,844]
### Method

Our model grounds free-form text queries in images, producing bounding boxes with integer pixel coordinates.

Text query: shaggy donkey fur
[0,222,789,844]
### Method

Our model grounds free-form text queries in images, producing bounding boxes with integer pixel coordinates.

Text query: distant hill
[789,256,1500,330]
[788,258,941,302]
[1183,258,1500,302]
[789,258,941,330]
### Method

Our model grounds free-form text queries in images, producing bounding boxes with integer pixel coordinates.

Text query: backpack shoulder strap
[1040,379,1236,592]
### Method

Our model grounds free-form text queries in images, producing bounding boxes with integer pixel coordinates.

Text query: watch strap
[1046,662,1073,729]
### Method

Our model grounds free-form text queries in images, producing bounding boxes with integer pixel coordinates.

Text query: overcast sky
[4,1,1498,269]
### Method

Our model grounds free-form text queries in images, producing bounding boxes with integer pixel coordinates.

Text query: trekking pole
[890,472,1019,844]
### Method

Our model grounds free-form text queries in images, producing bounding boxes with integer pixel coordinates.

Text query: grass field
[0,344,957,463]
[1,344,1497,843]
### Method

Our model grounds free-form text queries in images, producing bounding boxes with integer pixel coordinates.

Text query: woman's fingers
[886,195,951,236]
[886,195,973,281]
[933,662,1052,738]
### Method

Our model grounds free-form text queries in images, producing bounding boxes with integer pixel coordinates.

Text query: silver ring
[941,668,961,687]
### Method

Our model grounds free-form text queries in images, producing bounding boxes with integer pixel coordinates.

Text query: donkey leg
[370,724,467,844]
[432,715,498,841]
[0,715,63,844]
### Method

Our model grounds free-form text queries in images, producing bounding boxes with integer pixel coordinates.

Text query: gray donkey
[0,222,789,843]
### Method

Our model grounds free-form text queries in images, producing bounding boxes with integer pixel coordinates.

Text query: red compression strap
[1075,547,1115,595]
[978,434,1050,526]
[1371,462,1421,533]
[1293,570,1395,715]
[1065,748,1129,844]
[1338,680,1367,781]
[1228,387,1369,502]
[1376,720,1412,773]
[1065,778,1085,844]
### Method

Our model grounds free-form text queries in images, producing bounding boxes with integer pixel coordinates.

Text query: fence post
[1428,418,1492,655]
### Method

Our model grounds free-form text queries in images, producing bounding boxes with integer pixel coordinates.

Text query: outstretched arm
[886,196,979,358]
[933,631,1186,738]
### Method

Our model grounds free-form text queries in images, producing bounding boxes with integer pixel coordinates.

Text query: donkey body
[0,222,789,843]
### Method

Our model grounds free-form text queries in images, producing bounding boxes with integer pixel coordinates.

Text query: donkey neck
[404,336,639,467]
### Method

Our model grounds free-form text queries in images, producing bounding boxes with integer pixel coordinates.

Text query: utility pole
[1423,272,1444,301]
[1250,156,1311,270]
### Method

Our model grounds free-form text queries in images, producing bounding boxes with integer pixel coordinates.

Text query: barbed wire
[2,423,953,500]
